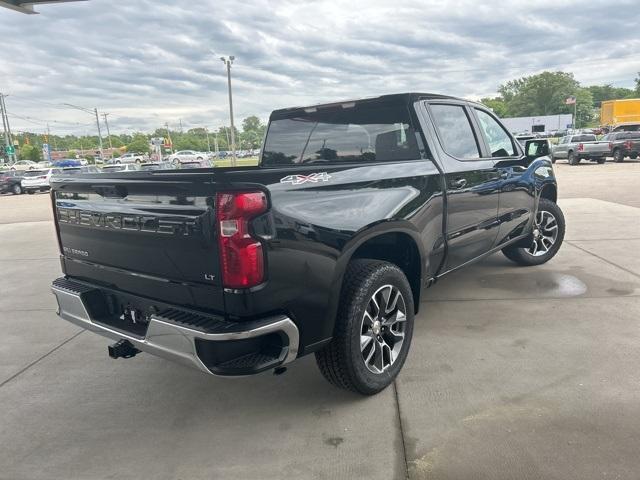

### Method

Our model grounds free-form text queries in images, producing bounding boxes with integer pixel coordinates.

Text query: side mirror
[525,140,549,159]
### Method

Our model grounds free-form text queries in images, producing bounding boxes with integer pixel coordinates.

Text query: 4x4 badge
[280,172,331,185]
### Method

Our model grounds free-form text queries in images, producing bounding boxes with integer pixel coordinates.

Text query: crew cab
[552,134,609,165]
[603,131,640,162]
[50,93,564,395]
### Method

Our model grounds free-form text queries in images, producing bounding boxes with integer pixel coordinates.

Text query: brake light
[577,143,584,152]
[625,141,632,149]
[216,191,268,289]
[38,175,47,179]
[609,142,613,150]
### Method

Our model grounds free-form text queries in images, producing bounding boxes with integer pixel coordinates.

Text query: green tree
[635,72,640,96]
[127,133,150,154]
[240,116,266,149]
[586,84,635,107]
[480,97,508,117]
[500,71,579,117]
[19,144,42,162]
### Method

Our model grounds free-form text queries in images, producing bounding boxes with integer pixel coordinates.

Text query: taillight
[609,142,613,150]
[216,191,268,289]
[38,175,47,179]
[625,141,632,149]
[577,143,584,152]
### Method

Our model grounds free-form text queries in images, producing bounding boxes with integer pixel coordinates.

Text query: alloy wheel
[528,210,558,256]
[360,285,407,374]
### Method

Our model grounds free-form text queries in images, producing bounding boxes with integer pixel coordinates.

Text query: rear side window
[475,109,516,157]
[429,104,480,159]
[262,102,421,165]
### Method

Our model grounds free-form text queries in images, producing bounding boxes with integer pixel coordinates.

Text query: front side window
[262,102,421,166]
[429,104,480,159]
[475,109,516,157]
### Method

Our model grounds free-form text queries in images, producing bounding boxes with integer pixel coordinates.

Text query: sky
[1,0,639,136]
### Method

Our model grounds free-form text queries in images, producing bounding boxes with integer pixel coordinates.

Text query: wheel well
[351,232,422,312]
[540,184,557,203]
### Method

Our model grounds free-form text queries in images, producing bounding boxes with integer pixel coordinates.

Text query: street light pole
[220,55,236,166]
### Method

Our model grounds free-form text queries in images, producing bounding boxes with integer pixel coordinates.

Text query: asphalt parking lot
[1,161,639,480]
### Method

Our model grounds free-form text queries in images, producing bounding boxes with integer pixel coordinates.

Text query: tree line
[481,71,640,127]
[9,115,267,161]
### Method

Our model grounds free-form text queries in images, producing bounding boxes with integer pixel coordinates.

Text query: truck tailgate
[51,172,224,312]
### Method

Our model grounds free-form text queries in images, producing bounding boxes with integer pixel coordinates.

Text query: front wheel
[597,157,606,164]
[502,198,565,266]
[315,259,415,395]
[12,184,22,195]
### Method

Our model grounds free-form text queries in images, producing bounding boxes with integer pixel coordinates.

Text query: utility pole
[94,108,103,160]
[63,103,103,159]
[214,132,219,155]
[205,128,211,152]
[220,55,237,166]
[102,113,113,157]
[0,93,16,162]
[179,119,183,133]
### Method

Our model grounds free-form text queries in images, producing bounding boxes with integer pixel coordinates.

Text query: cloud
[1,0,638,134]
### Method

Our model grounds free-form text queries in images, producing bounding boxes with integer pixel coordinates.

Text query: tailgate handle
[94,185,128,198]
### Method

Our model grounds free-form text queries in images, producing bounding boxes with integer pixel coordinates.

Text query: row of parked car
[0,159,218,196]
[517,131,640,165]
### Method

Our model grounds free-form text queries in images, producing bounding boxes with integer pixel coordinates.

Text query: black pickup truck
[50,93,564,395]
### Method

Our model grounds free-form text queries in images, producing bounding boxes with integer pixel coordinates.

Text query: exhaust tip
[108,339,141,359]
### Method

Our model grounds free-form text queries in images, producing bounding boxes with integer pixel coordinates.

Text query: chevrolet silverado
[50,93,564,395]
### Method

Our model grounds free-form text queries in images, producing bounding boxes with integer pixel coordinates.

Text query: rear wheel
[27,190,35,194]
[502,198,565,266]
[597,157,606,164]
[568,151,579,165]
[613,149,624,163]
[630,153,638,160]
[315,259,414,395]
[12,184,22,195]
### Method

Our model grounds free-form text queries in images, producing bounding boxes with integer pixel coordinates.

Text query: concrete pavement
[1,162,639,479]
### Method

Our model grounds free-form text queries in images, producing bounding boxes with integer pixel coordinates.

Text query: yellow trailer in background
[601,98,640,129]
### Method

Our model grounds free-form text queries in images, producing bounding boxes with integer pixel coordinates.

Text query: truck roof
[270,92,468,119]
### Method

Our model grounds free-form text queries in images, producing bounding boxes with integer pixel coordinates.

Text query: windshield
[262,101,422,166]
[23,170,47,177]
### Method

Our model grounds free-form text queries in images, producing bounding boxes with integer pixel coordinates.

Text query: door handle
[450,178,467,189]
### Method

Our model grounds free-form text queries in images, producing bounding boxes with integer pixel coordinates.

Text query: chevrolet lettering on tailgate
[56,208,201,236]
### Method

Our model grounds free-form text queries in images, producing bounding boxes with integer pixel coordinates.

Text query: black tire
[27,190,35,194]
[116,160,121,164]
[315,259,415,395]
[630,153,638,160]
[550,155,556,164]
[502,198,565,266]
[12,184,22,195]
[597,157,606,164]
[568,151,579,165]
[613,149,624,163]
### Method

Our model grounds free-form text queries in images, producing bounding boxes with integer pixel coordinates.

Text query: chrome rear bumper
[51,278,299,375]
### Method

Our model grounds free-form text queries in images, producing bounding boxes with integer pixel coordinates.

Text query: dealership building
[500,114,573,134]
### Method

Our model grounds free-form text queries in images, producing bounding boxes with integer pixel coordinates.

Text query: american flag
[565,96,577,105]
